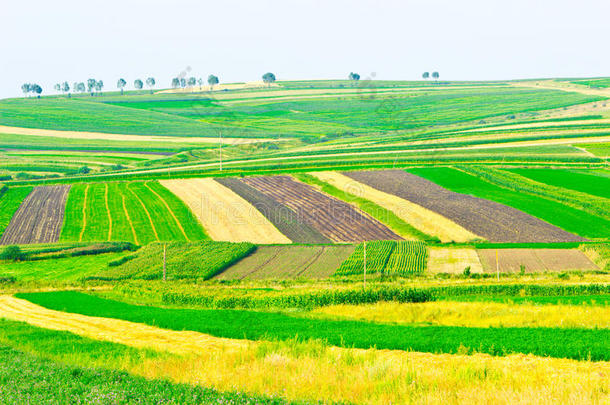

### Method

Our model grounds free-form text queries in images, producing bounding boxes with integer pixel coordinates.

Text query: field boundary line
[105,183,112,241]
[127,182,159,242]
[78,184,89,242]
[145,181,188,241]
[121,193,139,245]
[295,246,326,277]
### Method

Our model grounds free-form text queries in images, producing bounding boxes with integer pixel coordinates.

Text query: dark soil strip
[344,170,584,243]
[241,176,401,242]
[0,185,71,245]
[216,177,331,244]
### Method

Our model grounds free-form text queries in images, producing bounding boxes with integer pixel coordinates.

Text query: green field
[336,240,428,276]
[60,181,207,244]
[0,186,32,238]
[508,168,610,199]
[407,167,610,239]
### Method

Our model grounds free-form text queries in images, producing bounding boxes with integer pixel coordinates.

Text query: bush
[0,246,24,261]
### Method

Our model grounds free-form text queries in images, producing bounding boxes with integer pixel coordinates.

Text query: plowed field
[0,185,70,245]
[241,176,401,242]
[344,170,583,243]
[215,244,355,280]
[477,249,599,273]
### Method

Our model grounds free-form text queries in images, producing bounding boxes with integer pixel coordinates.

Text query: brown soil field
[215,244,355,280]
[0,185,70,245]
[160,178,291,244]
[477,249,599,273]
[215,177,331,244]
[344,170,584,243]
[311,171,478,242]
[427,248,484,274]
[241,176,401,242]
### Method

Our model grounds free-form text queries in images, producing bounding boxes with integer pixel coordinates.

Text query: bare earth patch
[476,248,599,273]
[427,248,483,274]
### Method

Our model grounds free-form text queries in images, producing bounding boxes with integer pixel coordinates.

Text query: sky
[1,0,609,99]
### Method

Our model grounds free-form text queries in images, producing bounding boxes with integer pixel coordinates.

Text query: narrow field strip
[145,181,189,241]
[0,320,610,405]
[126,183,159,242]
[117,182,156,244]
[311,171,478,242]
[428,247,484,274]
[121,194,139,245]
[104,183,112,240]
[312,301,610,329]
[17,291,610,361]
[0,186,33,240]
[160,178,291,243]
[477,248,598,273]
[78,184,89,242]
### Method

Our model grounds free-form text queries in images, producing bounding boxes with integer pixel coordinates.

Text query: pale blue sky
[1,0,609,98]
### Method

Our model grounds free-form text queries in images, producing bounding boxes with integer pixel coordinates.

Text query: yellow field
[1,295,607,405]
[312,300,610,329]
[310,171,479,242]
[160,178,291,243]
[428,247,483,274]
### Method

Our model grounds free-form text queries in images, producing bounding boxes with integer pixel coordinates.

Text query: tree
[197,78,204,90]
[31,84,42,97]
[348,72,360,81]
[117,78,127,95]
[180,78,186,88]
[171,78,180,88]
[76,82,86,93]
[54,83,61,93]
[422,72,430,80]
[0,245,24,261]
[134,79,143,90]
[432,71,439,81]
[262,72,276,86]
[21,83,31,97]
[146,77,156,94]
[208,74,219,90]
[187,77,196,88]
[61,81,70,97]
[87,78,97,96]
[94,80,104,95]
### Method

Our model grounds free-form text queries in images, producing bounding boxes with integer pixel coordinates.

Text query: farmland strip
[345,170,584,243]
[78,184,89,242]
[126,183,159,241]
[215,177,330,244]
[144,181,189,241]
[121,194,139,245]
[105,183,112,241]
[0,185,70,245]
[241,175,401,242]
[476,249,599,273]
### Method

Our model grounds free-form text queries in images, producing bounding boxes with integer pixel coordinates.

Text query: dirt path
[145,181,188,241]
[78,184,89,242]
[0,295,247,355]
[127,183,159,242]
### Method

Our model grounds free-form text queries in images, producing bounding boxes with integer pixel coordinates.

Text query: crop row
[336,240,427,276]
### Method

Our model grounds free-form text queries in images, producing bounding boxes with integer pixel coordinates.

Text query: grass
[312,300,610,328]
[60,181,207,244]
[0,320,291,404]
[90,241,255,281]
[18,291,610,361]
[293,173,433,240]
[407,167,610,239]
[0,186,33,239]
[507,168,610,199]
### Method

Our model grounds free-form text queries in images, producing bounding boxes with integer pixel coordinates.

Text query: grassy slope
[508,168,610,199]
[407,167,610,239]
[0,186,32,239]
[18,291,610,361]
[0,320,284,404]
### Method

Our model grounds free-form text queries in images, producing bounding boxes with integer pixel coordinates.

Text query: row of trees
[171,74,220,90]
[21,83,43,97]
[422,71,440,80]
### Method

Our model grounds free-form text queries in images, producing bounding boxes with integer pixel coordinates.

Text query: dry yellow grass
[0,125,272,145]
[310,171,479,242]
[428,247,483,274]
[312,300,610,329]
[156,81,281,94]
[1,295,608,405]
[160,178,291,243]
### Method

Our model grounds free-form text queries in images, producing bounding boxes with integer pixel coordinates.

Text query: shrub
[0,246,24,261]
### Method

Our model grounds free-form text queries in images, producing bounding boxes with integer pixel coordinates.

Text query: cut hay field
[60,181,207,244]
[215,244,355,280]
[427,247,484,274]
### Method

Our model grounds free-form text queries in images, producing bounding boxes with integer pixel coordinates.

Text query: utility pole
[363,241,367,289]
[163,243,167,282]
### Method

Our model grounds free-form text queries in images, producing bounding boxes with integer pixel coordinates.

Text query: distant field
[570,78,610,88]
[60,181,207,244]
[508,168,610,199]
[580,142,610,157]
